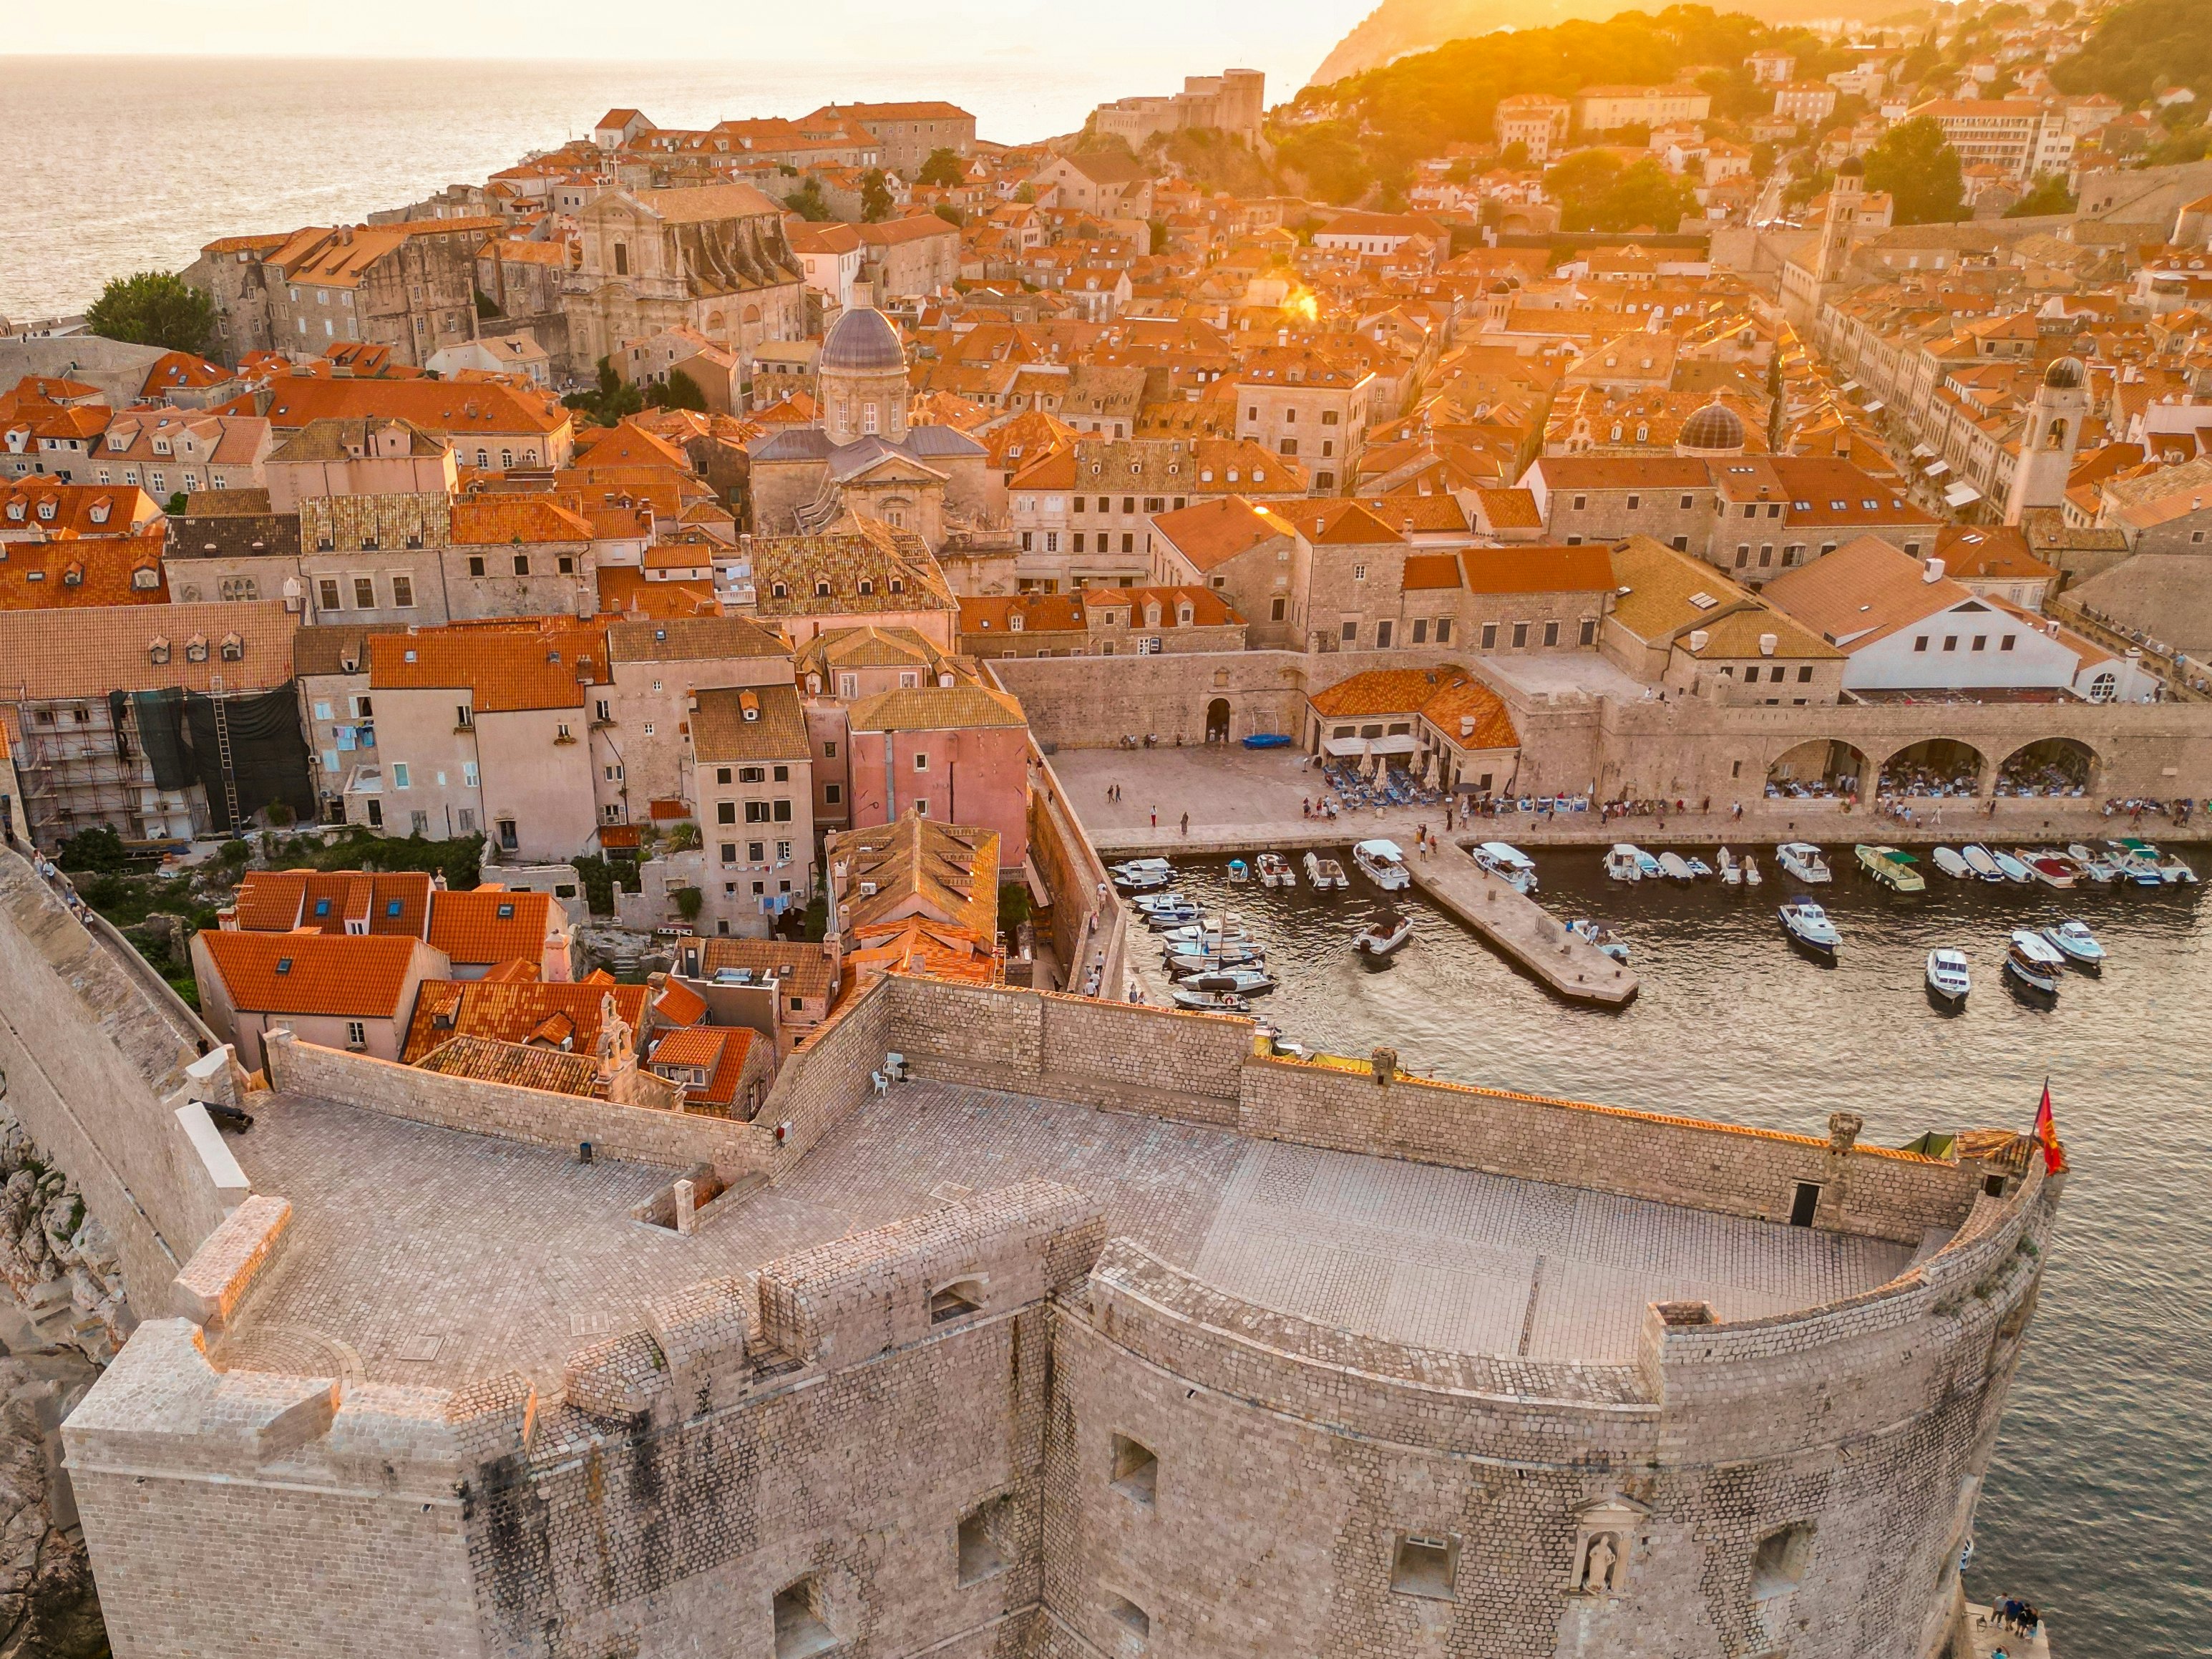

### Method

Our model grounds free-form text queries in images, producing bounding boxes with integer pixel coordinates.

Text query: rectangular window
[391,762,411,789]
[746,802,769,823]
[1340,621,1357,643]
[914,753,929,771]
[1271,597,1286,621]
[1511,622,1529,648]
[824,783,842,805]
[1542,621,1560,647]
[1797,666,1813,683]
[718,802,736,824]
[346,1021,367,1047]
[1481,623,1497,650]
[1972,635,1987,651]
[1435,618,1452,644]
[513,553,530,576]
[1411,618,1428,645]
[391,575,414,608]
[748,841,765,862]
[352,576,376,608]
[772,799,792,822]
[1942,636,1959,652]
[467,555,486,577]
[1914,636,1930,653]
[721,843,737,864]
[1578,618,1596,647]
[1375,620,1393,648]
[462,761,478,787]
[2000,636,2016,651]
[1789,1182,1822,1227]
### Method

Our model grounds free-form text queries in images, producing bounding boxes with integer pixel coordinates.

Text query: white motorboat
[1657,851,1696,884]
[1634,847,1664,880]
[2066,844,2120,883]
[1685,856,1715,880]
[2107,840,2166,888]
[1741,853,1762,886]
[1354,911,1415,960]
[1111,857,1176,892]
[1776,842,1832,884]
[2014,849,2075,889]
[1227,858,1251,883]
[2042,920,2106,971]
[1718,847,1742,885]
[1159,920,1253,946]
[1931,847,1974,881]
[1164,938,1265,966]
[1606,844,1645,882]
[2005,930,2066,996]
[1778,898,1840,958]
[1925,948,1971,1005]
[1473,841,1539,894]
[1170,988,1251,1013]
[1990,849,2034,885]
[1130,890,1189,911]
[2160,852,2198,885]
[1142,907,1204,932]
[1352,839,1411,892]
[1304,852,1349,890]
[1961,845,2007,882]
[1255,852,1296,888]
[1176,965,1276,996]
[1567,918,1631,964]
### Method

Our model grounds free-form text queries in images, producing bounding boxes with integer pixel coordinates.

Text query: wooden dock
[1407,856,1639,1009]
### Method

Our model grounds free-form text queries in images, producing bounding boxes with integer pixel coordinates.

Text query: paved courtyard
[220,1082,1914,1391]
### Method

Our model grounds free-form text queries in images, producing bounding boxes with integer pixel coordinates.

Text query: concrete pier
[1405,856,1639,1008]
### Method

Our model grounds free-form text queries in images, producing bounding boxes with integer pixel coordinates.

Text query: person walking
[1149,806,1157,828]
[1179,811,1189,837]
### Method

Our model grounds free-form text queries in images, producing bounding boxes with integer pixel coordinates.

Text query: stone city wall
[0,850,231,1311]
[263,1030,774,1181]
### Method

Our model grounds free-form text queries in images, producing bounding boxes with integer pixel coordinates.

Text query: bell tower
[2004,357,2087,523]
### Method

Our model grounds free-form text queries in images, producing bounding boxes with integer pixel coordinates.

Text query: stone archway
[1877,739,1989,798]
[1765,739,1869,800]
[1205,698,1232,743]
[1996,737,2097,798]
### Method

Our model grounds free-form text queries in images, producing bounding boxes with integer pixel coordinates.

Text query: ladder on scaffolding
[208,675,241,832]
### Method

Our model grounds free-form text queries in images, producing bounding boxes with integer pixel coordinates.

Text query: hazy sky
[6,0,1370,89]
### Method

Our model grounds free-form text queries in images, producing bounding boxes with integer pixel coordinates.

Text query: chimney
[1759,632,1778,656]
[1688,628,1710,651]
[1922,557,1945,583]
[1459,715,1475,738]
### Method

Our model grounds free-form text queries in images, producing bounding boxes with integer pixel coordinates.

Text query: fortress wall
[0,850,231,1307]
[756,969,896,1174]
[264,1030,772,1179]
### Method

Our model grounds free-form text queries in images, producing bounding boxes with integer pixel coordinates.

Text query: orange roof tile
[198,930,426,1018]
[401,976,648,1064]
[427,888,558,968]
[369,623,605,711]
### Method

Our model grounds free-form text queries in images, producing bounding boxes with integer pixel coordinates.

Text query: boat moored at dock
[1352,839,1411,892]
[1657,851,1696,884]
[1473,841,1539,893]
[1777,842,1833,884]
[1855,845,1926,893]
[1255,852,1295,888]
[2016,849,2076,889]
[1567,918,1631,963]
[1962,845,2006,881]
[1606,844,1645,882]
[2005,929,2066,997]
[2042,920,2107,971]
[1931,847,1974,880]
[1303,852,1349,891]
[1991,849,2035,884]
[1926,948,1971,1006]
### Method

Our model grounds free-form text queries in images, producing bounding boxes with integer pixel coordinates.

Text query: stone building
[565,184,808,381]
[51,948,2063,1659]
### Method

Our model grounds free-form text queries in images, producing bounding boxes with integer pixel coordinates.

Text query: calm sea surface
[0,56,1139,322]
[1131,849,2210,1659]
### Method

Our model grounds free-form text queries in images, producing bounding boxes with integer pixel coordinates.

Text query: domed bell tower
[817,283,910,445]
[2004,356,2087,524]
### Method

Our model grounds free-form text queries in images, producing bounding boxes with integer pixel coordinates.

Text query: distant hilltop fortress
[0,837,2060,1659]
[1092,68,1266,151]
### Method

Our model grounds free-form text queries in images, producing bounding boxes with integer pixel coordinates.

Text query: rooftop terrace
[218,1079,1920,1393]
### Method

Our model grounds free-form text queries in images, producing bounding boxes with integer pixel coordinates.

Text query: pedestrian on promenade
[1301,797,1310,819]
[1179,811,1189,837]
[1445,803,1455,832]
[1150,807,1157,827]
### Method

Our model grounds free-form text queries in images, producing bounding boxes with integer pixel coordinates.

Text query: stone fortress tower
[2004,356,2089,523]
[19,841,2063,1659]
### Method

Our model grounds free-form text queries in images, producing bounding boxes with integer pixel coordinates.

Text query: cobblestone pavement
[223,1081,1914,1389]
[1047,747,2197,857]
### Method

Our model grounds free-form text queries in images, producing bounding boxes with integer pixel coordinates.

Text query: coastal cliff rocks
[0,1113,126,1659]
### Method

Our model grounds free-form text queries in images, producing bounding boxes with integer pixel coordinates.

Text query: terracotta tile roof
[262,375,570,437]
[847,681,1026,731]
[1935,525,2055,583]
[1531,455,1713,491]
[198,930,425,1018]
[608,615,787,661]
[1310,667,1461,719]
[645,1022,759,1108]
[693,939,838,1003]
[1759,535,1974,651]
[830,809,999,941]
[426,888,559,969]
[1607,535,1759,642]
[651,978,708,1026]
[595,565,720,621]
[1267,499,1405,545]
[692,683,811,762]
[413,1034,601,1096]
[1401,553,1464,591]
[368,623,605,711]
[1418,675,1520,751]
[232,870,433,937]
[1458,544,1617,595]
[0,481,160,539]
[0,600,296,699]
[402,976,648,1064]
[1474,487,1545,529]
[0,532,167,610]
[449,496,594,545]
[796,626,942,676]
[1147,495,1294,571]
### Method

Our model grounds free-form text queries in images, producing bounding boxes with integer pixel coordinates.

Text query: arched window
[814,579,832,598]
[858,578,874,595]
[500,448,513,469]
[771,581,789,599]
[2046,418,2067,451]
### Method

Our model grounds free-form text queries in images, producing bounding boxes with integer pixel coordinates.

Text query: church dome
[1679,400,1746,454]
[1836,155,1865,177]
[2044,356,2085,390]
[821,306,905,374]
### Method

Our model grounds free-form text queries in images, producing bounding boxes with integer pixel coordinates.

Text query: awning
[1911,443,1934,459]
[1923,458,1950,477]
[1838,379,1860,393]
[1322,734,1418,757]
[1943,481,1983,508]
[1862,399,1885,413]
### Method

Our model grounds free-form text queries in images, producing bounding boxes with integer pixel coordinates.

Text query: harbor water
[1129,847,2210,1659]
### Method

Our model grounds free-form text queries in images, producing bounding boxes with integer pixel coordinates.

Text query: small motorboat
[1931,847,1974,881]
[1176,966,1276,996]
[2066,844,2120,884]
[1741,853,1762,886]
[1159,920,1253,945]
[1925,948,1971,1006]
[1567,918,1631,964]
[2107,841,2166,888]
[1634,847,1664,880]
[2159,852,2198,885]
[2042,920,2106,971]
[1657,851,1696,884]
[1111,858,1176,892]
[1718,847,1742,885]
[1352,839,1411,892]
[2005,930,2066,997]
[1170,987,1251,1013]
[1855,845,1926,894]
[1164,939,1266,967]
[1777,842,1833,884]
[1355,911,1415,960]
[1131,890,1189,911]
[1473,841,1539,894]
[1778,897,1841,958]
[1685,855,1715,880]
[1606,844,1645,882]
[1142,908,1204,932]
[1990,849,2035,885]
[2016,849,2076,890]
[1961,845,2007,882]
[1304,852,1349,891]
[1227,858,1251,883]
[1256,852,1296,888]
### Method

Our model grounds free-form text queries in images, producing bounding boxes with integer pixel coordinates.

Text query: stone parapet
[168,1192,291,1331]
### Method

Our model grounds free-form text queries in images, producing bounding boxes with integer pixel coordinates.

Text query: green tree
[561,356,645,428]
[1497,141,1529,170]
[1543,149,1622,224]
[1864,117,1964,225]
[2007,174,2078,217]
[1592,158,1697,233]
[933,203,966,228]
[2051,0,2212,106]
[917,147,965,188]
[84,271,213,354]
[784,179,832,221]
[57,826,127,873]
[648,369,708,412]
[860,168,895,223]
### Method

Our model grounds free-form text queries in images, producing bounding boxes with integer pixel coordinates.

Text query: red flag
[2033,1080,2067,1175]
